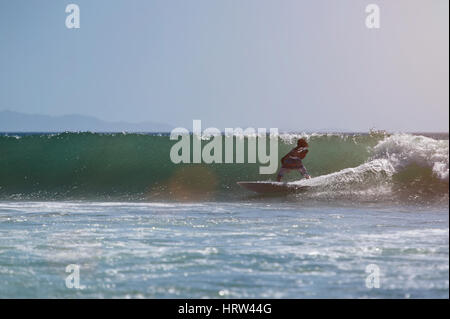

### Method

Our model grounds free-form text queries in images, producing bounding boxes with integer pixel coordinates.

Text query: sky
[0,0,448,132]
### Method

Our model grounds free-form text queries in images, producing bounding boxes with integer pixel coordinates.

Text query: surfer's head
[297,138,308,148]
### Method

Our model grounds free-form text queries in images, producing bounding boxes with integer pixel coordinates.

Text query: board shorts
[281,156,304,168]
[277,157,310,178]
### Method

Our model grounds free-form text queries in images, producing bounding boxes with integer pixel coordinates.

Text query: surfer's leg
[276,168,289,182]
[298,165,311,179]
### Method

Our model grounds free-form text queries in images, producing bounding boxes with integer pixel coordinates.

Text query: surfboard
[237,181,309,194]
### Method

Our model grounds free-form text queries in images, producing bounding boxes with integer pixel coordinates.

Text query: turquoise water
[0,132,448,298]
[0,201,448,298]
[1,132,448,203]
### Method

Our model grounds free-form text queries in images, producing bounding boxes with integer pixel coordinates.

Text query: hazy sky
[0,0,448,131]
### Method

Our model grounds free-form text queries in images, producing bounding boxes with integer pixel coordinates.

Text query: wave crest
[372,134,449,181]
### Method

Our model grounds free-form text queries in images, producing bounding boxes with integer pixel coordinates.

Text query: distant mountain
[0,110,173,132]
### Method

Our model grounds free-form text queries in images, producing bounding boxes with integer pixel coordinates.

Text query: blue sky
[0,0,448,131]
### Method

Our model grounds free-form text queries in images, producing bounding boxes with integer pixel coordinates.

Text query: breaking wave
[292,134,448,204]
[0,132,448,204]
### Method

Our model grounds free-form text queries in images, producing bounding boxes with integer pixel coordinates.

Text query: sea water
[0,201,447,298]
[0,132,448,298]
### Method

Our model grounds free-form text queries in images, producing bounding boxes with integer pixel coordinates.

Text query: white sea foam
[292,134,449,190]
[372,134,449,181]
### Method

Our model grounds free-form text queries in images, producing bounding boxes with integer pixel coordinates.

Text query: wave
[292,134,449,204]
[0,132,448,204]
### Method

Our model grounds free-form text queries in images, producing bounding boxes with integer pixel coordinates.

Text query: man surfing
[276,138,311,182]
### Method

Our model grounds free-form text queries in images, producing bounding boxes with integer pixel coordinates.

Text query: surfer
[276,138,311,182]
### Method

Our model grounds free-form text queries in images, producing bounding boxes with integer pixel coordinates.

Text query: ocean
[0,132,448,298]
